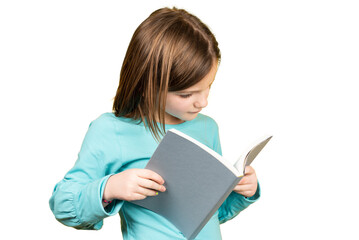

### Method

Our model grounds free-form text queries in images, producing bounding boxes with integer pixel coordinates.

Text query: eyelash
[179,94,192,98]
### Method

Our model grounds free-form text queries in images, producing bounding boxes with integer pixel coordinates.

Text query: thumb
[244,166,255,175]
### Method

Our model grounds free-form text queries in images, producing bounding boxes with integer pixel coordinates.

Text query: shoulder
[88,112,148,138]
[88,112,118,132]
[79,113,118,145]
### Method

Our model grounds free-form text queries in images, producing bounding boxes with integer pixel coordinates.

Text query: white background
[1,0,358,239]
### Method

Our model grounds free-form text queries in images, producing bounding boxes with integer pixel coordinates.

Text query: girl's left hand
[233,166,258,198]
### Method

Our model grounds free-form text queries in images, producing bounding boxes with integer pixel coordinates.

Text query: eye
[178,94,192,98]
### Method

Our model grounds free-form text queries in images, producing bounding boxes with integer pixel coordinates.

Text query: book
[132,129,272,240]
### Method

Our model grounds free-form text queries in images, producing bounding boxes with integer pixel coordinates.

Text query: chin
[183,113,199,121]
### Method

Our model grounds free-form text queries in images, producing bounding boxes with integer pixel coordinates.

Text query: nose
[194,93,208,109]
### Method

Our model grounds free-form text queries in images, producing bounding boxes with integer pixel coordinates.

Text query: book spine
[188,177,242,240]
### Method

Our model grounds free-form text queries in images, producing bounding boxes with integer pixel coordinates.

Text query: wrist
[103,175,115,202]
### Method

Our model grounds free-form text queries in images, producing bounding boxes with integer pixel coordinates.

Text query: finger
[239,167,257,185]
[233,184,256,197]
[239,190,255,198]
[238,175,254,185]
[234,183,255,192]
[244,166,255,175]
[138,178,166,192]
[132,192,148,201]
[238,176,248,185]
[137,169,165,185]
[136,186,160,197]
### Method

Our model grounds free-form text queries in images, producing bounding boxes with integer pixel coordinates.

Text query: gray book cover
[132,129,241,240]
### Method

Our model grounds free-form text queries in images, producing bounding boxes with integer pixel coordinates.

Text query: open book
[132,129,272,240]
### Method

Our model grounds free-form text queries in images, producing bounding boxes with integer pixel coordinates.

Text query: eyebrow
[177,90,199,94]
[177,80,215,94]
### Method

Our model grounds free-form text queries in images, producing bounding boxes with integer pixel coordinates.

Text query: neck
[164,114,185,125]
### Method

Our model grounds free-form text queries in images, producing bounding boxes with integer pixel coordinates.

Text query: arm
[49,117,123,230]
[49,116,167,229]
[218,166,260,224]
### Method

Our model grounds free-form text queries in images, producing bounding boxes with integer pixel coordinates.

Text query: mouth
[189,110,201,114]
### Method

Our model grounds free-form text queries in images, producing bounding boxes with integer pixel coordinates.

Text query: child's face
[165,64,218,125]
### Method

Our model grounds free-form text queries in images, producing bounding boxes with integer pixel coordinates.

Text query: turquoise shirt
[49,113,260,239]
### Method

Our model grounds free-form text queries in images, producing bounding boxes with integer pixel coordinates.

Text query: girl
[50,7,260,240]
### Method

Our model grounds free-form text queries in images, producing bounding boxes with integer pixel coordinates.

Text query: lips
[189,110,201,114]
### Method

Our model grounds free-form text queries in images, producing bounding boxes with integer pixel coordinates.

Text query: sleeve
[49,116,124,230]
[210,118,261,224]
[218,183,261,224]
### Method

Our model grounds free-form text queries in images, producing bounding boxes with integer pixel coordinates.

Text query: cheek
[166,98,190,114]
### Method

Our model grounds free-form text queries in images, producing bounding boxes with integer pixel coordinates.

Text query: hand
[103,169,166,202]
[233,166,258,198]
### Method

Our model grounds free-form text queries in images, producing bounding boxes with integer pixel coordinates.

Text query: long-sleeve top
[49,112,260,240]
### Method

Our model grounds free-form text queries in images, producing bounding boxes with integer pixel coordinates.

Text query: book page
[234,135,272,174]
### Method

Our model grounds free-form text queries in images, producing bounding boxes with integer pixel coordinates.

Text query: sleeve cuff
[75,174,123,229]
[218,181,261,224]
[99,174,124,216]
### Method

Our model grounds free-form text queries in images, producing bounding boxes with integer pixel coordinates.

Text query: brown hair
[113,7,221,140]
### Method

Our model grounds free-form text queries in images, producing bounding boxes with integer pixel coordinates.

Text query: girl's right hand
[103,169,166,202]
